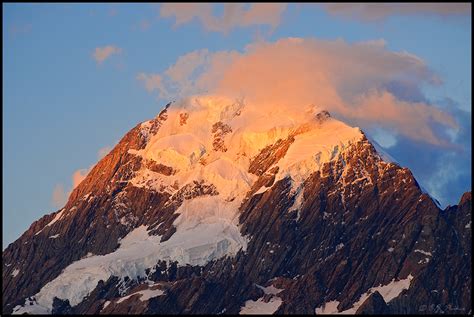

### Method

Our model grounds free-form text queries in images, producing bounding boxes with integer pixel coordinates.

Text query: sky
[3,3,471,249]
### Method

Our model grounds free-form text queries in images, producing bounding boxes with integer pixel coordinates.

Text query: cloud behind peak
[138,37,456,147]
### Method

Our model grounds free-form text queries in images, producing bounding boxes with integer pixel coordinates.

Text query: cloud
[379,99,471,208]
[425,152,466,204]
[50,145,113,208]
[51,168,90,208]
[371,127,398,148]
[347,90,457,146]
[51,166,93,208]
[147,49,213,98]
[70,145,113,191]
[137,73,164,94]
[51,184,67,208]
[140,37,457,147]
[160,3,287,33]
[93,45,122,64]
[321,3,471,21]
[72,169,89,190]
[158,3,470,33]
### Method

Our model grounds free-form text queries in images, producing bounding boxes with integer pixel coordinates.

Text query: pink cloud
[159,3,469,32]
[136,73,164,94]
[322,3,471,21]
[160,3,287,33]
[51,145,112,208]
[93,45,122,64]
[145,37,457,146]
[51,184,67,208]
[72,169,89,190]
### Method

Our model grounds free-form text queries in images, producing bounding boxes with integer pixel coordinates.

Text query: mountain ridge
[3,97,471,314]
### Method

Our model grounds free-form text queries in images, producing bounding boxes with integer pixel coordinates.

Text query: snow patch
[240,297,282,315]
[13,298,49,315]
[418,258,430,265]
[13,205,248,315]
[254,186,270,195]
[414,249,432,256]
[315,274,414,314]
[34,209,66,236]
[13,226,167,313]
[240,284,284,315]
[11,269,20,278]
[82,193,91,201]
[288,186,304,220]
[256,284,284,296]
[274,119,363,189]
[140,133,207,172]
[102,301,110,310]
[116,287,164,304]
[315,300,340,315]
[169,195,249,266]
[46,209,65,227]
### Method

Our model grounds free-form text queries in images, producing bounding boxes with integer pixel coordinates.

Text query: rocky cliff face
[2,96,472,315]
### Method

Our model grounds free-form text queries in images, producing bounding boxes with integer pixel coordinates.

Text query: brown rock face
[145,160,175,176]
[2,102,471,315]
[248,136,294,176]
[387,191,472,314]
[355,291,389,314]
[179,112,189,126]
[211,121,232,152]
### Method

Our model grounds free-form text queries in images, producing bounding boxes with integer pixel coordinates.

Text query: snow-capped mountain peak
[4,96,470,315]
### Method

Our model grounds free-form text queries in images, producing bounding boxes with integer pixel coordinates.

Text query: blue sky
[3,3,471,248]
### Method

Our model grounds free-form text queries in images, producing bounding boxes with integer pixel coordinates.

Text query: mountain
[2,96,471,315]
